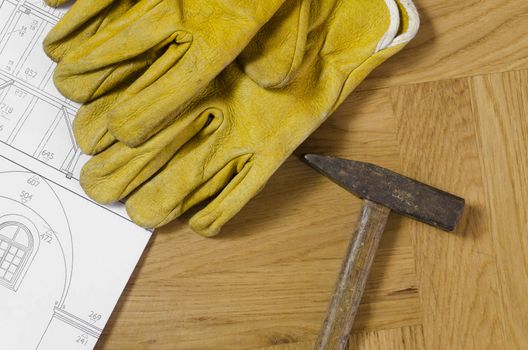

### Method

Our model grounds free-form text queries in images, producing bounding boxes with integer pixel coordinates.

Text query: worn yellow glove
[70,0,315,155]
[80,0,419,236]
[44,0,137,62]
[72,0,315,154]
[47,0,286,127]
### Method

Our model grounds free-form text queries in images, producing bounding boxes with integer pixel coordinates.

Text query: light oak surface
[95,1,528,349]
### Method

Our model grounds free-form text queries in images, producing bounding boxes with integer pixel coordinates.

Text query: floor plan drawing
[0,2,153,349]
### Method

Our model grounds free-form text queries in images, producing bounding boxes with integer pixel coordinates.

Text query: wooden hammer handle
[316,200,390,350]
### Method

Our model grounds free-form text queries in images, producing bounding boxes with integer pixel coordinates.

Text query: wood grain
[94,1,528,348]
[362,0,528,90]
[391,78,505,349]
[470,70,528,349]
[349,326,426,350]
[254,325,426,350]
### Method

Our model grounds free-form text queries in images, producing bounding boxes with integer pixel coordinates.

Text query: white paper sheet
[0,1,152,349]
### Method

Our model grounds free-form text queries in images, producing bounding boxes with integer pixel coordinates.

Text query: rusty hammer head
[303,154,465,231]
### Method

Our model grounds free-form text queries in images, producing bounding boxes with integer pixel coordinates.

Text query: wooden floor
[96,1,528,349]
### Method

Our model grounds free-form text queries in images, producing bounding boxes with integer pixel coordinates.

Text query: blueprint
[0,1,152,349]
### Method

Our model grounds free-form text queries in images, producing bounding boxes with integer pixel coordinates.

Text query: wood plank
[390,78,506,349]
[469,70,528,349]
[254,325,426,350]
[94,89,420,349]
[349,325,425,350]
[362,0,528,90]
[355,247,421,331]
[255,341,314,350]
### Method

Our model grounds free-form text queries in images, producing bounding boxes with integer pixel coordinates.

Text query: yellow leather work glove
[71,0,315,155]
[46,0,286,126]
[44,0,137,62]
[80,0,419,236]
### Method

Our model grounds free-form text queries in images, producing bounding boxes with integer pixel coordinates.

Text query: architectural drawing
[0,214,39,292]
[0,0,86,180]
[0,2,153,349]
[0,157,151,349]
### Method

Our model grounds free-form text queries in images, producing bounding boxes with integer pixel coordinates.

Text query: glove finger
[123,111,254,228]
[172,155,253,223]
[45,0,72,7]
[126,153,253,230]
[78,45,192,144]
[80,108,218,203]
[71,44,190,151]
[72,58,169,155]
[54,0,186,102]
[55,0,183,75]
[73,89,120,155]
[44,0,133,61]
[189,164,262,237]
[71,43,187,153]
[55,49,157,103]
[238,0,311,88]
[238,0,345,88]
[71,41,187,107]
[238,0,337,85]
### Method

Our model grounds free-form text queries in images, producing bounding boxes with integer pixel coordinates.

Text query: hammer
[303,154,465,350]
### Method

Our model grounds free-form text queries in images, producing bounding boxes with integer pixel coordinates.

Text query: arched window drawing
[0,221,34,291]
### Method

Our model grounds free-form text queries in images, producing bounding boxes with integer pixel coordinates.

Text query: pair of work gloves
[43,0,419,236]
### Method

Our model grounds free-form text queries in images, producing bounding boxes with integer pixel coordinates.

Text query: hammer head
[303,154,465,232]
